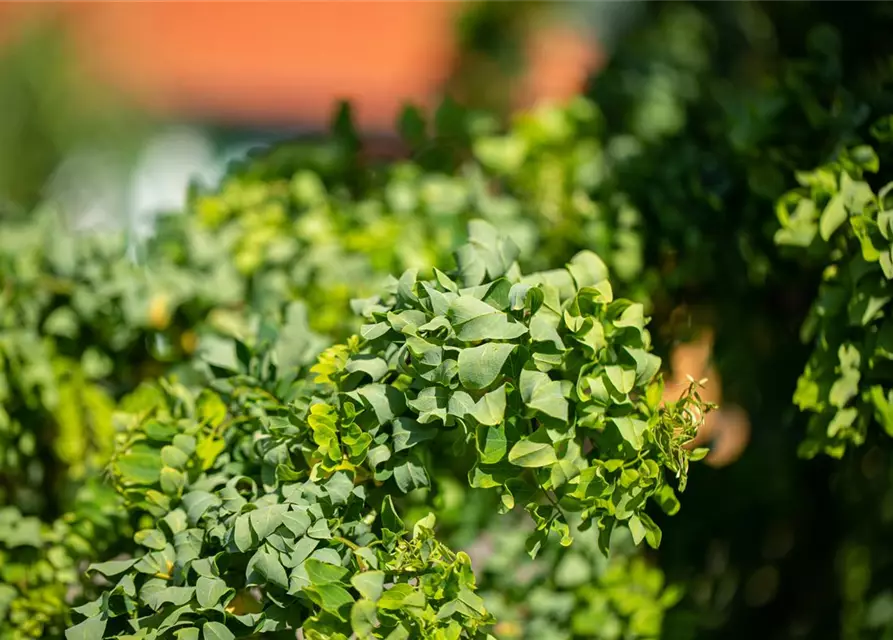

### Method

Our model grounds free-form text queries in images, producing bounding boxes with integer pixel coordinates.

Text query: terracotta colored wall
[0,2,598,130]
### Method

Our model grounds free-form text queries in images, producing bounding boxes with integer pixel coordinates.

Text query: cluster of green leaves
[0,206,246,515]
[0,204,272,638]
[776,118,893,458]
[171,96,644,339]
[0,507,79,640]
[78,375,492,639]
[0,89,641,515]
[341,220,706,554]
[0,480,127,640]
[0,92,659,639]
[70,225,706,639]
[478,517,681,640]
[465,99,645,293]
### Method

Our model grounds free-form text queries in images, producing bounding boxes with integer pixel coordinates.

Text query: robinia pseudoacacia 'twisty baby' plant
[69,221,709,639]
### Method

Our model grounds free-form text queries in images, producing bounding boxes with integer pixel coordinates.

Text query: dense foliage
[777,123,893,458]
[68,226,705,639]
[4,2,893,639]
[582,3,893,638]
[0,95,686,639]
[169,95,643,338]
[477,516,682,640]
[3,91,651,638]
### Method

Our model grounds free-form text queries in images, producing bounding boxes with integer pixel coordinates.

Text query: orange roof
[0,2,600,131]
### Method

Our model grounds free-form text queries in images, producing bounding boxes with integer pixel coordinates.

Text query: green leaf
[116,451,163,485]
[639,512,663,548]
[305,558,350,585]
[620,468,640,487]
[624,347,662,385]
[233,513,256,552]
[143,420,179,442]
[870,386,893,438]
[161,444,190,469]
[162,509,188,536]
[690,447,709,462]
[281,509,312,537]
[381,495,404,536]
[508,438,557,468]
[391,417,436,452]
[567,251,609,288]
[509,282,544,313]
[87,558,137,577]
[393,456,429,493]
[447,296,527,341]
[628,514,647,545]
[196,576,232,609]
[351,571,385,602]
[202,621,235,640]
[160,466,186,495]
[378,584,419,610]
[247,547,289,589]
[820,193,847,241]
[196,438,226,470]
[351,599,379,637]
[610,416,647,451]
[830,372,860,408]
[550,460,580,489]
[325,472,354,505]
[307,584,355,619]
[473,135,528,174]
[249,504,288,539]
[71,598,103,618]
[352,384,407,426]
[456,586,487,615]
[605,364,636,395]
[477,423,507,464]
[307,519,332,540]
[182,491,221,523]
[407,388,450,425]
[144,585,195,610]
[457,343,516,389]
[285,536,320,568]
[345,355,389,382]
[655,483,681,516]
[65,617,106,640]
[520,368,568,420]
[850,145,880,173]
[134,528,167,550]
[472,384,507,426]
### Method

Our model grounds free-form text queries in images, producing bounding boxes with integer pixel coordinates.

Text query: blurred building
[0,2,600,130]
[0,2,603,233]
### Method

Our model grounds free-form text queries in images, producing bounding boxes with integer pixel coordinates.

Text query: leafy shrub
[477,516,682,640]
[166,96,645,339]
[0,208,244,516]
[0,480,126,640]
[1,92,640,522]
[776,119,893,457]
[0,95,653,639]
[5,3,893,638]
[69,224,707,639]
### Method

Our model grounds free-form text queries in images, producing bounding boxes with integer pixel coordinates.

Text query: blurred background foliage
[2,1,893,639]
[0,17,148,219]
